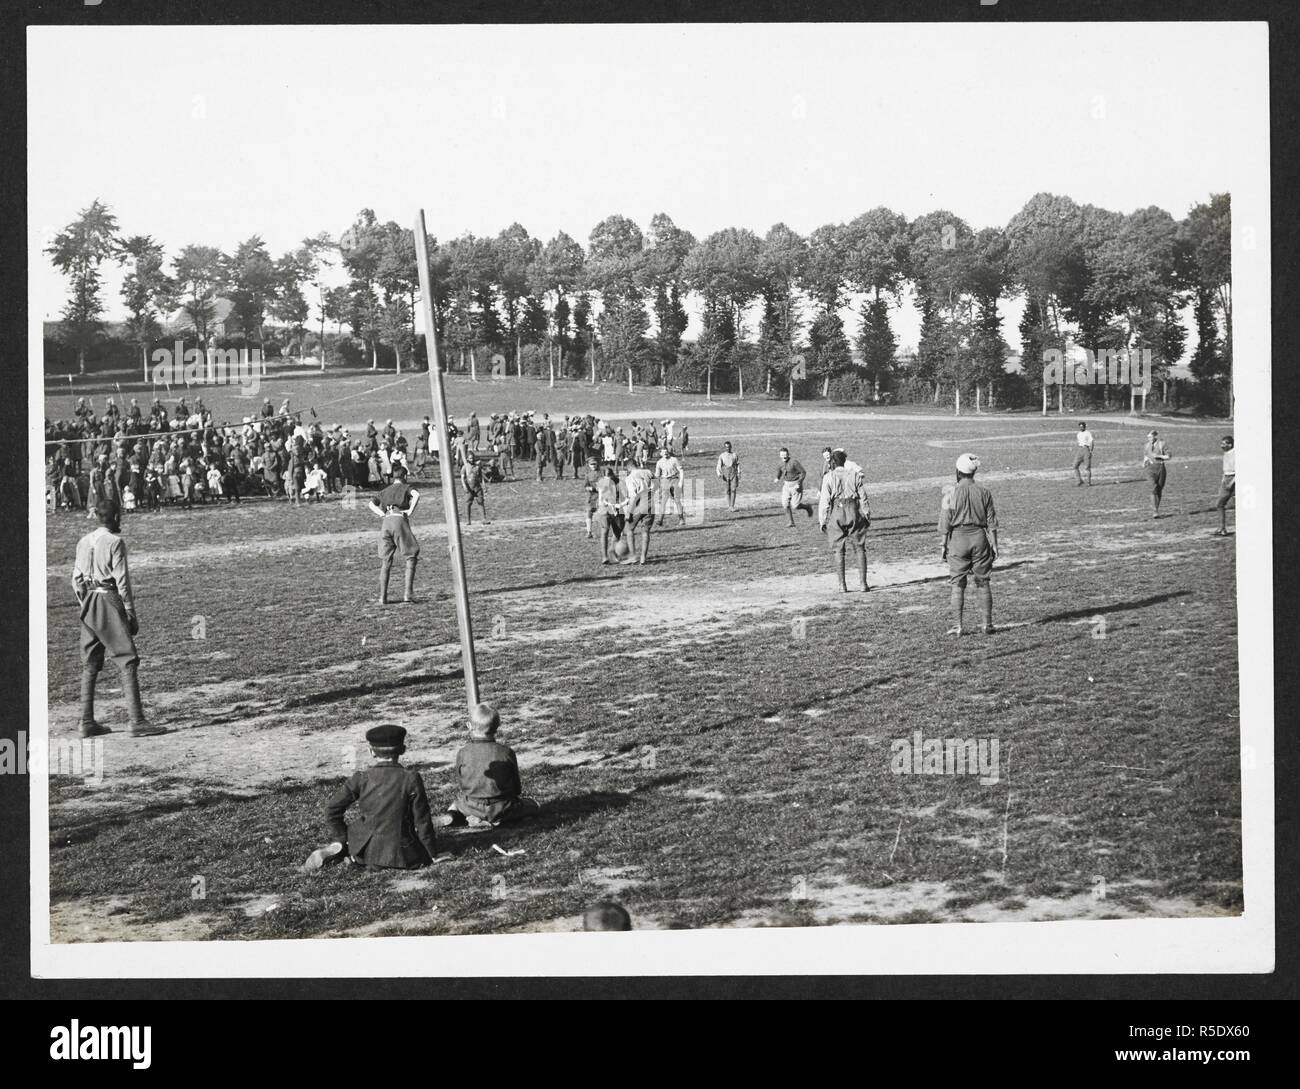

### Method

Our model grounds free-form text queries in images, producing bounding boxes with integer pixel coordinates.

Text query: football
[612,539,631,560]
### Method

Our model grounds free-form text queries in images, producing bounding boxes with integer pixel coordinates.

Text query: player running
[774,447,814,526]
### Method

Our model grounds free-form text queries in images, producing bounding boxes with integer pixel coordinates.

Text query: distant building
[165,296,239,339]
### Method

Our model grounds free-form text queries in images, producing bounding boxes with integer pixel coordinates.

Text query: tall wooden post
[413,210,479,712]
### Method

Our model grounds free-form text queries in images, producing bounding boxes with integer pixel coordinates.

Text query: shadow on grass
[443,773,690,853]
[50,779,322,848]
[1036,591,1193,625]
[278,669,465,711]
[684,676,900,737]
[870,521,938,536]
[683,540,803,563]
[482,573,608,596]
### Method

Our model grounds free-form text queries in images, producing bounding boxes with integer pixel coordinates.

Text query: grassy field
[42,366,1242,939]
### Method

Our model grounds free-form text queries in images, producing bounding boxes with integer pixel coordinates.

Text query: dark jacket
[326,763,438,869]
[453,739,523,823]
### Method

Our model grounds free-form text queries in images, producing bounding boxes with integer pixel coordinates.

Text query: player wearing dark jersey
[461,454,490,525]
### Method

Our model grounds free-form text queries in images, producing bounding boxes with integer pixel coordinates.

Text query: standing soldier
[939,453,999,636]
[1142,429,1171,518]
[554,422,570,481]
[73,500,166,738]
[773,447,814,527]
[535,420,556,482]
[654,446,686,527]
[1073,422,1095,486]
[716,441,741,512]
[466,411,481,451]
[818,449,871,592]
[1214,435,1235,537]
[366,464,421,605]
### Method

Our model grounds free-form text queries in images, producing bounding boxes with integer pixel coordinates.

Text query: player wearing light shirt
[72,500,166,738]
[1074,422,1094,486]
[716,441,741,511]
[592,468,626,565]
[623,465,655,565]
[1215,435,1235,537]
[654,451,686,527]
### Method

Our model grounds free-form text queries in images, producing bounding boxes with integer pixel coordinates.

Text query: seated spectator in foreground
[303,723,440,873]
[438,702,539,828]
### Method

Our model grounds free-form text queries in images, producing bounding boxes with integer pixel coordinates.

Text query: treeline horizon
[45,192,1231,411]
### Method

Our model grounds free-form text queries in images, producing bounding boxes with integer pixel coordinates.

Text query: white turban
[955,453,980,474]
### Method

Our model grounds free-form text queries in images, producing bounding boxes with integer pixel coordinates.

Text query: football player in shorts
[716,441,741,511]
[461,454,490,525]
[654,448,686,526]
[1142,429,1171,518]
[592,468,626,565]
[367,465,421,605]
[623,464,655,565]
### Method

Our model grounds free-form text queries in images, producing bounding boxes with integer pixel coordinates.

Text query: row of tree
[46,194,1232,410]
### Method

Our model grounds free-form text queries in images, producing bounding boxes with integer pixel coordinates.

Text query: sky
[28,22,1267,354]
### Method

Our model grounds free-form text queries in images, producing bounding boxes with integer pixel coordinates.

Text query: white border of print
[29,21,1273,978]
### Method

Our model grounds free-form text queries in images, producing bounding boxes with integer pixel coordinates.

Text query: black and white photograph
[25,15,1274,980]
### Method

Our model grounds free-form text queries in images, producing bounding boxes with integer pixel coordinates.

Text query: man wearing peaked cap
[939,453,999,635]
[303,721,439,873]
[365,723,406,749]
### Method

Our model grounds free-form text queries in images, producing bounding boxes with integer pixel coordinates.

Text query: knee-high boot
[949,585,966,634]
[976,583,994,633]
[122,660,165,737]
[403,557,418,602]
[836,549,848,592]
[856,548,869,592]
[379,557,393,604]
[79,666,109,737]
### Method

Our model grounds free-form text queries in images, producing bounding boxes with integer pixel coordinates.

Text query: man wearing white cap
[939,453,999,635]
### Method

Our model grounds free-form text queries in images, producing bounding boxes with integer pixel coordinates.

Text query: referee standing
[940,454,999,635]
